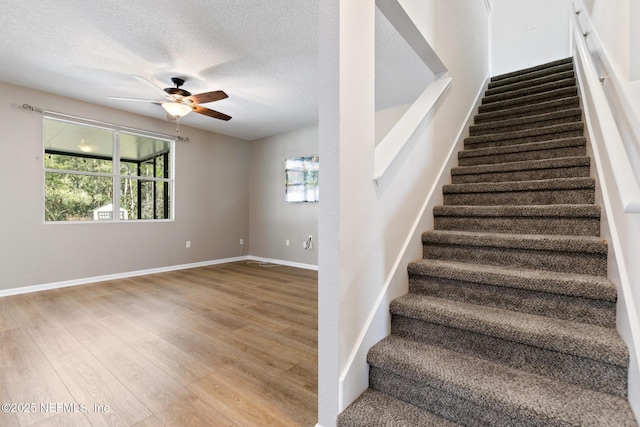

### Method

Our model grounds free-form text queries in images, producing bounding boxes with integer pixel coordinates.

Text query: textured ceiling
[0,0,432,141]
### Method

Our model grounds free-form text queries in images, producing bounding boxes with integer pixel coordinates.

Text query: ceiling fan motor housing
[165,78,191,97]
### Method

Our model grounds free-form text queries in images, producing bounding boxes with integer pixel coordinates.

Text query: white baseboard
[247,255,319,271]
[0,255,317,298]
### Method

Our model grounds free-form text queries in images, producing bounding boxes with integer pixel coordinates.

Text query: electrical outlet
[240,238,244,245]
[186,241,191,248]
[303,234,313,250]
[286,239,290,246]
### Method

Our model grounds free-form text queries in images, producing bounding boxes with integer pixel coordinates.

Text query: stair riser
[483,79,577,105]
[465,129,584,150]
[443,188,595,206]
[370,368,548,427]
[407,274,614,327]
[391,316,626,396]
[434,215,599,236]
[478,88,578,114]
[469,115,581,137]
[423,243,607,276]
[451,165,590,184]
[485,71,575,97]
[459,145,586,166]
[474,98,580,125]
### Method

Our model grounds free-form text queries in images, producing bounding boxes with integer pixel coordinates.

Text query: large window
[44,117,174,222]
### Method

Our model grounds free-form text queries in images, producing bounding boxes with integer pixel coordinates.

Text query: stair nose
[407,258,616,302]
[485,69,575,97]
[338,389,458,427]
[433,202,600,236]
[422,229,607,276]
[443,177,596,206]
[474,96,581,125]
[469,108,582,137]
[451,156,591,184]
[478,87,578,114]
[482,78,578,106]
[464,122,585,150]
[367,335,636,426]
[489,57,574,85]
[390,294,628,367]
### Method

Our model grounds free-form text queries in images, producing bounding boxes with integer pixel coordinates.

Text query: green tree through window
[44,118,173,222]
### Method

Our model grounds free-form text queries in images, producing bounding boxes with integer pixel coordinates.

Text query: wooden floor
[0,261,318,427]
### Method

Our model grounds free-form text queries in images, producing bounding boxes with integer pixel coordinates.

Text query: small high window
[44,117,174,222]
[285,156,319,203]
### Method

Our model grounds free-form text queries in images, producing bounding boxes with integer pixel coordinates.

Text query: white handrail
[571,7,640,213]
[373,77,452,185]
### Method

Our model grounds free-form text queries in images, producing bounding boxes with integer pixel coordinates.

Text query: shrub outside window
[44,117,174,222]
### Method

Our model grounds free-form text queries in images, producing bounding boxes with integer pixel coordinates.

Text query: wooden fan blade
[186,90,228,104]
[194,105,232,121]
[108,96,161,104]
[132,74,175,100]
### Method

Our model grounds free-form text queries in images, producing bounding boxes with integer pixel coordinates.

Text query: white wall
[491,0,570,76]
[318,0,489,424]
[249,126,319,267]
[0,83,250,292]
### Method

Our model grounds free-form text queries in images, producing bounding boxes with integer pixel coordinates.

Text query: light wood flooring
[0,261,318,426]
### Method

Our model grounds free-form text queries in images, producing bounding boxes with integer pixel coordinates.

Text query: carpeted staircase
[338,58,638,426]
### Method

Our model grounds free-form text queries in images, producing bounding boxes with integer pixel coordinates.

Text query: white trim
[339,76,488,409]
[375,0,447,76]
[246,255,319,271]
[374,77,452,185]
[0,256,317,298]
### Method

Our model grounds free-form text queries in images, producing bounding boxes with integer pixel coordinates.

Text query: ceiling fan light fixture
[162,102,192,118]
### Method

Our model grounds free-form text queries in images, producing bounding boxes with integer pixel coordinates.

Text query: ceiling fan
[109,75,231,121]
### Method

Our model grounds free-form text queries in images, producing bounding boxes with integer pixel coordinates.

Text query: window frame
[43,116,176,224]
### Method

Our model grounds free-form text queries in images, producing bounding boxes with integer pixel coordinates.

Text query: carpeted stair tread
[337,388,460,427]
[451,156,590,181]
[474,96,580,124]
[469,108,582,136]
[423,229,606,254]
[464,122,584,149]
[391,314,623,396]
[485,69,575,97]
[433,204,600,219]
[388,296,628,367]
[423,229,606,275]
[489,58,573,85]
[407,256,615,301]
[458,137,587,166]
[478,87,578,114]
[433,203,600,235]
[482,78,577,105]
[443,176,594,195]
[367,335,636,426]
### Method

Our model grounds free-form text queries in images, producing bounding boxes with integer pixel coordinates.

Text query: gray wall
[248,126,319,267]
[0,82,251,291]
